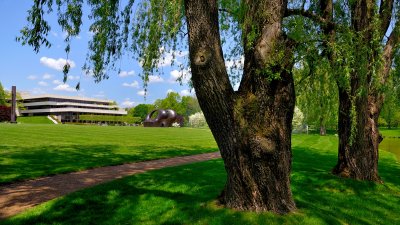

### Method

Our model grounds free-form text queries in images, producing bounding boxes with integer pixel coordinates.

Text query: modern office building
[20,94,127,122]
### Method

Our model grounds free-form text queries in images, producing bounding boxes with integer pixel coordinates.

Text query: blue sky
[0,1,193,108]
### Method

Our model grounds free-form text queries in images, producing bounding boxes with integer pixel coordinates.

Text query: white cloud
[42,73,53,80]
[54,84,76,92]
[68,75,80,80]
[158,48,188,67]
[27,75,37,80]
[180,89,192,96]
[93,91,106,98]
[169,69,191,84]
[31,87,46,95]
[40,57,76,71]
[51,32,58,37]
[53,80,63,85]
[137,90,146,96]
[38,81,48,86]
[122,98,136,108]
[123,81,139,88]
[148,75,164,83]
[119,70,135,77]
[166,89,174,94]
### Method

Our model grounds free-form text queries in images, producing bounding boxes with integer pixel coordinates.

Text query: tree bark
[184,0,296,213]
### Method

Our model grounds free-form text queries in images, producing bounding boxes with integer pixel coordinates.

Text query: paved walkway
[0,152,221,219]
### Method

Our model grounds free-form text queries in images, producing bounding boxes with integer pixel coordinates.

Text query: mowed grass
[0,124,217,183]
[2,134,400,225]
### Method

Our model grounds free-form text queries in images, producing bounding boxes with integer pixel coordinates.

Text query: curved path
[0,152,221,219]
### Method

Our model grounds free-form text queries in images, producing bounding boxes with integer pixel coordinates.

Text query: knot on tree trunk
[250,135,276,157]
[193,48,211,66]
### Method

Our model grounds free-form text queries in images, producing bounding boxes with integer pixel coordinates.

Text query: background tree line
[127,92,201,125]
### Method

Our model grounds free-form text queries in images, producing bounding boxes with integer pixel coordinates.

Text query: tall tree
[289,0,400,181]
[19,0,298,213]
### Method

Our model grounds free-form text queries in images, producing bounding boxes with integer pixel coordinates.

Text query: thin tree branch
[285,8,336,30]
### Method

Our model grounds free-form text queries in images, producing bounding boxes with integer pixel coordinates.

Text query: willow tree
[18,0,303,213]
[290,0,400,181]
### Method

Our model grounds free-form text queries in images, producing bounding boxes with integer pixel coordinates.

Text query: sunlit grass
[16,116,54,124]
[2,134,400,224]
[0,124,217,183]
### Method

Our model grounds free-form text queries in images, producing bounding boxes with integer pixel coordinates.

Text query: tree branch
[382,20,400,83]
[379,0,394,39]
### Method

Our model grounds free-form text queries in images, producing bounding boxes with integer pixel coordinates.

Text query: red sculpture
[143,109,184,127]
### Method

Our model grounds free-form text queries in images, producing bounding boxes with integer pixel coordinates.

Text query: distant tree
[294,60,338,135]
[181,95,201,118]
[133,104,154,120]
[154,92,184,115]
[0,82,7,106]
[380,69,400,128]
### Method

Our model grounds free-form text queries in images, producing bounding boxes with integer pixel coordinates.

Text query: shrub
[172,122,181,128]
[0,106,11,122]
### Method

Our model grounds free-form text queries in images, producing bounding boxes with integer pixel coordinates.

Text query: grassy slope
[0,124,217,183]
[2,134,400,225]
[17,116,54,124]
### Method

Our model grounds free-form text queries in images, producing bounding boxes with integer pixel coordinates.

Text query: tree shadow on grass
[0,144,218,184]
[1,145,400,225]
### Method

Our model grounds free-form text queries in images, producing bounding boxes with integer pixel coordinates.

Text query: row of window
[23,98,111,106]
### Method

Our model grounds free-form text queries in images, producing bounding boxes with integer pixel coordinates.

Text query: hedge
[79,114,141,124]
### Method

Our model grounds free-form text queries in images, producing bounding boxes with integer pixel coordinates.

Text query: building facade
[20,94,127,122]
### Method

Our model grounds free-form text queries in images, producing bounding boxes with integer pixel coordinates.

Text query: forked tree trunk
[330,0,397,182]
[336,22,400,180]
[184,0,296,213]
[332,85,381,181]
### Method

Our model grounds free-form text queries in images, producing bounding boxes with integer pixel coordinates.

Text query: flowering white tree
[292,106,304,131]
[189,112,208,128]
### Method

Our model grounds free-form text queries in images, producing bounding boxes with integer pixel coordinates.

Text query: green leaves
[16,0,54,53]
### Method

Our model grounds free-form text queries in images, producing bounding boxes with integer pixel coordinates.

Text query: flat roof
[22,94,113,104]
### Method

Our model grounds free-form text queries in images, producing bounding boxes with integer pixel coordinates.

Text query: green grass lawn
[17,116,54,124]
[0,124,217,183]
[2,133,399,224]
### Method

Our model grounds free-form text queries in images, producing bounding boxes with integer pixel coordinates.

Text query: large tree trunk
[332,84,381,181]
[331,0,395,182]
[184,0,296,213]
